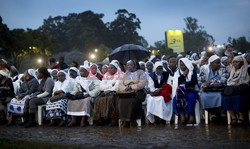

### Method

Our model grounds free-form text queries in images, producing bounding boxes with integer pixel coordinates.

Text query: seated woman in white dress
[46,70,73,126]
[93,61,123,126]
[199,55,225,123]
[67,65,101,127]
[145,61,172,124]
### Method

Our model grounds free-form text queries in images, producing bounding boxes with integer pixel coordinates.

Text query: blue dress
[200,68,222,109]
[173,70,198,115]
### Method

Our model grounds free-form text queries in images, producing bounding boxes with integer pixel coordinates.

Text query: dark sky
[1,0,250,46]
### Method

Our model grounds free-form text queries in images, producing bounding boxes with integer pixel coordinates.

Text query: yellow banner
[166,30,184,53]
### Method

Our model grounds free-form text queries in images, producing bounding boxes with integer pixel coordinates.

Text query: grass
[0,138,91,149]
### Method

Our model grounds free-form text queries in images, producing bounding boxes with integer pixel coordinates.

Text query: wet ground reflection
[0,124,250,148]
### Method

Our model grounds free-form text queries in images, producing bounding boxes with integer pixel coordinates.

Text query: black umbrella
[109,44,150,64]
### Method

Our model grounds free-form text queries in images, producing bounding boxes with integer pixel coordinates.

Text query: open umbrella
[109,44,150,64]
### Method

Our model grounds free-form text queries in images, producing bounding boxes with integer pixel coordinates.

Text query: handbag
[50,93,65,102]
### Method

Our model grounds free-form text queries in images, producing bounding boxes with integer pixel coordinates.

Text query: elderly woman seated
[46,70,74,126]
[172,58,199,124]
[67,65,101,127]
[117,60,147,128]
[199,55,225,123]
[93,61,123,126]
[8,69,39,126]
[222,55,250,126]
[145,61,172,124]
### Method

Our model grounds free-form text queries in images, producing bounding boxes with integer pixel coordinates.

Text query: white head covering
[0,70,9,77]
[90,63,98,72]
[111,60,120,65]
[201,51,206,58]
[68,67,80,76]
[139,61,145,66]
[208,55,220,65]
[83,60,90,67]
[50,69,58,75]
[221,56,228,63]
[161,60,168,65]
[190,53,198,60]
[178,58,194,81]
[110,61,120,70]
[149,55,156,62]
[177,54,183,58]
[227,55,250,86]
[161,55,166,61]
[57,70,69,80]
[145,61,154,72]
[27,69,36,78]
[153,61,164,72]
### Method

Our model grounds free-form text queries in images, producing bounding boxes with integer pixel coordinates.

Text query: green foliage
[235,37,250,53]
[183,17,214,53]
[107,9,148,48]
[149,40,176,59]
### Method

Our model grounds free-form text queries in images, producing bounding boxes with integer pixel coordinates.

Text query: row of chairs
[36,100,250,127]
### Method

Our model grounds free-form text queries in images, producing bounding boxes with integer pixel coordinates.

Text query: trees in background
[183,17,215,53]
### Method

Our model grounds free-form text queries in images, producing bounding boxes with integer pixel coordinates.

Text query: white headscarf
[68,67,80,76]
[27,69,37,79]
[208,55,220,65]
[145,61,154,72]
[110,61,120,70]
[190,53,198,60]
[227,55,250,86]
[153,61,164,72]
[178,58,194,81]
[177,54,183,58]
[161,55,166,61]
[139,61,145,66]
[50,69,58,75]
[161,60,168,65]
[221,56,228,63]
[57,70,69,80]
[149,55,156,62]
[111,60,120,65]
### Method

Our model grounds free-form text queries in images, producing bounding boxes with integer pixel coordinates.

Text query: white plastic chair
[226,110,250,125]
[118,119,141,127]
[37,104,46,125]
[175,100,201,125]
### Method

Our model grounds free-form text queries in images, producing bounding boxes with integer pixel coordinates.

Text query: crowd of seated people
[0,44,250,128]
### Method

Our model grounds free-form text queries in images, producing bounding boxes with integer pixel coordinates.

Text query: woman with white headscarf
[101,64,109,75]
[19,67,55,128]
[46,70,73,126]
[117,60,147,128]
[139,61,146,71]
[50,69,58,82]
[145,61,173,124]
[219,56,230,83]
[222,55,250,126]
[145,61,154,79]
[89,63,103,81]
[0,70,15,124]
[93,61,123,126]
[199,55,225,123]
[172,58,199,124]
[67,65,101,127]
[8,69,39,123]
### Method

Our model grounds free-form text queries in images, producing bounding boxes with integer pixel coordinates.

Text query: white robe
[144,73,173,122]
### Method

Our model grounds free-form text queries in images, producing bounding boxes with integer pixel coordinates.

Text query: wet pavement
[0,124,250,148]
